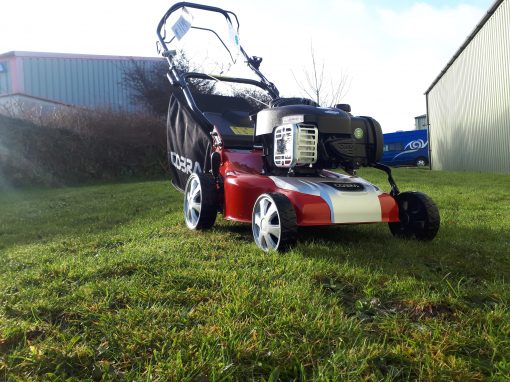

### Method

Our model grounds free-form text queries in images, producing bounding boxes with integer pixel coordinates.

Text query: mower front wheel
[183,173,218,230]
[252,193,297,252]
[389,191,440,240]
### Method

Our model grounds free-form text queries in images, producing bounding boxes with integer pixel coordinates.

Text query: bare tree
[292,42,351,107]
[122,59,169,115]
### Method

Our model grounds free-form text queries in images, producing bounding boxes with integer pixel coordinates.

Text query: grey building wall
[426,0,510,174]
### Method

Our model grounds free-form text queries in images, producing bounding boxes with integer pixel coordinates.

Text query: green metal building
[0,51,162,113]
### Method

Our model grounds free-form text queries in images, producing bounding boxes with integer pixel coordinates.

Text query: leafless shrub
[292,42,351,107]
[0,107,168,187]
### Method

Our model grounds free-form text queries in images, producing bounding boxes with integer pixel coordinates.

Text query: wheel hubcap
[184,177,201,228]
[253,196,281,251]
[399,197,426,232]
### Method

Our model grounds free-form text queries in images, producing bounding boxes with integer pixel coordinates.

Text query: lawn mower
[156,2,440,251]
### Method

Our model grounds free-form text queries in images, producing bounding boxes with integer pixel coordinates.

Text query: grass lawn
[1,168,509,381]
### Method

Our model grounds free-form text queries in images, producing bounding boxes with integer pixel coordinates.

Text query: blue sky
[1,0,494,131]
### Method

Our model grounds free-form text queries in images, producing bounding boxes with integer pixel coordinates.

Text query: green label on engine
[354,128,364,139]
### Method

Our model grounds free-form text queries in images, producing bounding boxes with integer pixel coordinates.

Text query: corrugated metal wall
[0,60,11,95]
[21,56,162,112]
[427,0,510,174]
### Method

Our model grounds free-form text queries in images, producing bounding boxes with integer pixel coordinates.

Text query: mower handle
[156,1,280,98]
[156,2,239,51]
[182,72,275,94]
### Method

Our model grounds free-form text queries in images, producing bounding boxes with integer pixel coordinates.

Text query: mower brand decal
[227,21,241,62]
[231,126,253,135]
[170,152,202,174]
[354,128,364,140]
[323,182,364,191]
[171,7,193,40]
[228,22,240,48]
[282,115,304,124]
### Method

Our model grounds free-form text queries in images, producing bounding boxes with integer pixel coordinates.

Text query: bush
[0,108,167,188]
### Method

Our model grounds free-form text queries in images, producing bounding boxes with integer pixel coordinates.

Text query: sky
[0,0,494,132]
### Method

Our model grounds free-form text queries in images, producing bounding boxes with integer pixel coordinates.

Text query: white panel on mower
[270,174,384,224]
[273,124,318,168]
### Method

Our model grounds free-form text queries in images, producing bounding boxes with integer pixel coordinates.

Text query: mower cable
[204,73,270,107]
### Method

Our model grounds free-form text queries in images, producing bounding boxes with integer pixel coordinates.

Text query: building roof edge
[0,50,162,61]
[424,0,504,95]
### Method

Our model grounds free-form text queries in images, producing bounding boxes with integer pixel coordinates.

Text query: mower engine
[255,104,384,175]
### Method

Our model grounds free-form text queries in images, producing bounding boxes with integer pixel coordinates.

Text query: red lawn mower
[156,2,440,251]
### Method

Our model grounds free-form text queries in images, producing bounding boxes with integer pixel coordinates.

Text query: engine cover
[256,105,351,136]
[322,116,383,169]
[255,105,383,174]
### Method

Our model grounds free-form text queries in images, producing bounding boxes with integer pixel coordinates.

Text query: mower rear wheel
[183,173,217,230]
[252,193,297,252]
[389,191,440,240]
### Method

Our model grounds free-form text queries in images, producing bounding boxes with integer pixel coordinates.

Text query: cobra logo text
[170,152,202,174]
